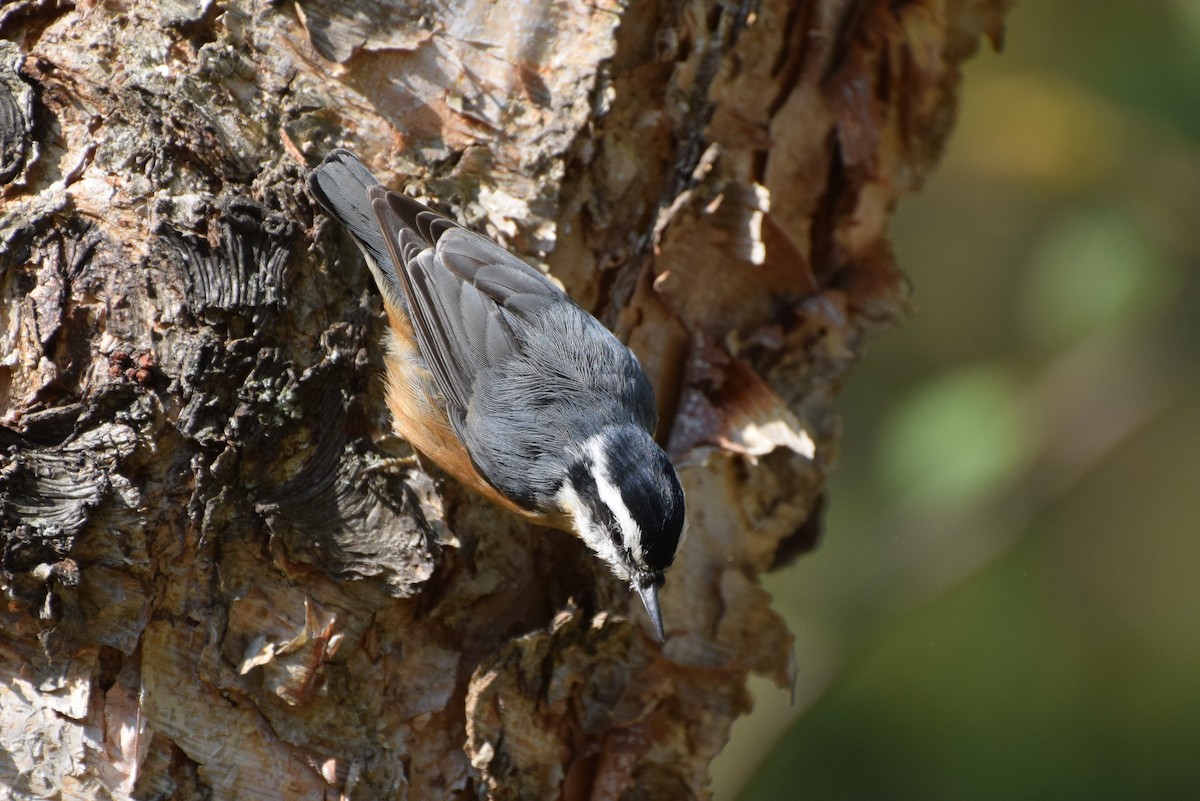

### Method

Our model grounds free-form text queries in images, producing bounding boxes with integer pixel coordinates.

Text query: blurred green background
[713,1,1200,798]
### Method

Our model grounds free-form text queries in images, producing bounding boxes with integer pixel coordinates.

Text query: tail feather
[307,149,406,314]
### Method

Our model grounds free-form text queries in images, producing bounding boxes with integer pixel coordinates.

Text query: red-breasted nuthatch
[307,150,685,639]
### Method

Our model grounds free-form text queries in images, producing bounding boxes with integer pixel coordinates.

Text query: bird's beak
[635,580,666,642]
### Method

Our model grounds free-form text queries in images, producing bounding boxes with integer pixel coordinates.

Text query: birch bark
[0,1,1007,798]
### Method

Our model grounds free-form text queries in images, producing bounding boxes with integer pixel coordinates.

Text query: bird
[306,149,685,640]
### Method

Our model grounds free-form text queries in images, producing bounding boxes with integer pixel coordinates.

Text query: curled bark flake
[668,334,816,463]
[0,41,33,186]
[258,436,440,598]
[1,438,110,553]
[0,421,149,653]
[161,197,293,321]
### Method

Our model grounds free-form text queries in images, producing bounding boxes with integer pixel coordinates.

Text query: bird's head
[556,425,686,640]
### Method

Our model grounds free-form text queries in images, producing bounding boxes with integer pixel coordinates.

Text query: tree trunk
[0,0,1006,798]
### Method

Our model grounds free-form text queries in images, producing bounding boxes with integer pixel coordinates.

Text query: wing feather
[369,187,569,421]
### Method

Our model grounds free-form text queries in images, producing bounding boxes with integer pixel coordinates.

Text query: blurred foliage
[713,1,1200,798]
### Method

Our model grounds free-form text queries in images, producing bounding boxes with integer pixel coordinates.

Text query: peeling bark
[0,0,1007,799]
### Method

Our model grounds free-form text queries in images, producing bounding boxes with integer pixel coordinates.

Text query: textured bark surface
[0,0,1006,798]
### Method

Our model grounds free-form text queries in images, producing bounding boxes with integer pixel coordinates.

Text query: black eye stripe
[568,459,625,553]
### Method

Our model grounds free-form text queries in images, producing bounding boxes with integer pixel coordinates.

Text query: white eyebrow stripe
[584,435,644,565]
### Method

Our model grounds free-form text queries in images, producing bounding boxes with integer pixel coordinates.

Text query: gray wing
[368,187,569,416]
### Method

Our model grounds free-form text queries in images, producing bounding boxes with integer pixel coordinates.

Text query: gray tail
[306,150,399,298]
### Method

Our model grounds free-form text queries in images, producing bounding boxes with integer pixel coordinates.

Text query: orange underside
[382,316,567,529]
